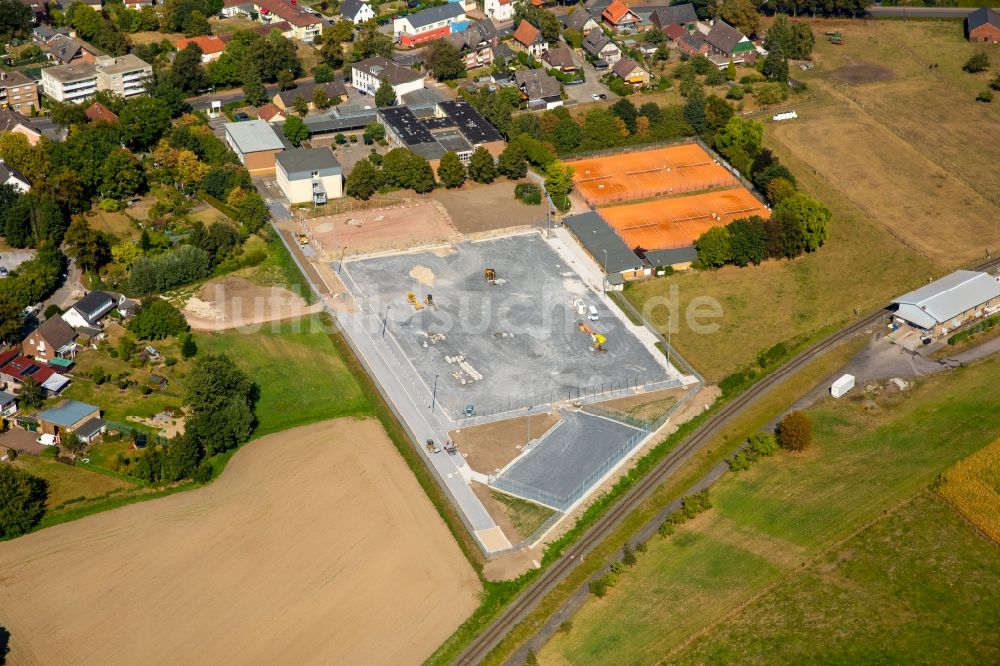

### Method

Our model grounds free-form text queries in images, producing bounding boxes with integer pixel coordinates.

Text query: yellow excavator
[296,233,309,245]
[407,292,423,310]
[578,322,608,352]
[484,268,496,284]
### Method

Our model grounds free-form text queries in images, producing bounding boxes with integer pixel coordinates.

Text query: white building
[275,148,344,205]
[891,270,1000,338]
[41,54,152,103]
[350,56,425,102]
[0,160,30,192]
[484,0,514,23]
[339,0,376,23]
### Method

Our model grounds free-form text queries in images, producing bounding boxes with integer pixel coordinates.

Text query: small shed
[36,399,100,437]
[75,417,106,444]
[148,374,167,390]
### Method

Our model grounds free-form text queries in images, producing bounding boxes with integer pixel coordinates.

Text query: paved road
[865,5,978,18]
[43,257,82,312]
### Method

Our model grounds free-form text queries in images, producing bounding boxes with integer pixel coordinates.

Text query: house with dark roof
[582,28,621,64]
[514,68,563,108]
[704,19,754,58]
[542,46,577,72]
[601,0,640,32]
[22,315,77,362]
[44,34,102,65]
[644,246,698,271]
[63,291,116,329]
[513,20,548,57]
[674,30,709,56]
[0,390,16,417]
[612,56,650,87]
[649,3,697,31]
[966,7,1000,43]
[0,109,40,145]
[0,160,31,192]
[273,80,349,111]
[350,56,425,102]
[339,0,375,23]
[74,416,106,444]
[276,148,343,204]
[85,101,118,123]
[563,212,649,283]
[561,7,600,34]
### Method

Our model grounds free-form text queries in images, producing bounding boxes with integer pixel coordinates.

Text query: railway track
[455,256,1000,666]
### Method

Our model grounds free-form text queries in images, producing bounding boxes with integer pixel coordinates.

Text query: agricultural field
[0,419,479,664]
[541,354,1000,664]
[939,436,1000,544]
[626,18,996,381]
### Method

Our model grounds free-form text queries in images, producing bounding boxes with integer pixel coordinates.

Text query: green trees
[374,78,396,107]
[345,158,381,200]
[362,122,385,145]
[184,353,257,456]
[610,98,638,134]
[100,149,146,201]
[0,292,21,344]
[381,148,435,193]
[714,116,763,176]
[762,49,789,83]
[352,19,392,60]
[0,464,49,539]
[127,245,212,296]
[225,188,270,234]
[728,432,779,471]
[437,152,466,189]
[312,87,331,110]
[2,193,66,248]
[468,147,497,184]
[765,15,814,59]
[0,0,32,42]
[426,39,465,81]
[963,51,990,74]
[63,217,111,272]
[718,0,760,36]
[497,142,528,179]
[167,45,210,94]
[128,298,190,339]
[181,332,198,359]
[695,226,732,268]
[727,215,767,266]
[283,115,309,147]
[776,411,812,451]
[771,193,830,253]
[544,161,574,209]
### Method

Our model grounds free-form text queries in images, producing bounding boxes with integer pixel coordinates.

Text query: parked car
[37,434,56,446]
[234,112,250,121]
[0,267,7,278]
[588,305,599,321]
[465,404,475,417]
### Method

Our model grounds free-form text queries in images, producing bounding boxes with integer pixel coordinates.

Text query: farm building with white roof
[890,270,1000,337]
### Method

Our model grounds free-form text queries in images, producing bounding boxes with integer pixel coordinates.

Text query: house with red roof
[0,349,70,395]
[85,101,118,123]
[176,35,227,62]
[602,0,640,32]
[513,20,548,57]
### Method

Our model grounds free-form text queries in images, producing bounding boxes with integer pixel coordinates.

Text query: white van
[573,298,586,316]
[588,305,599,321]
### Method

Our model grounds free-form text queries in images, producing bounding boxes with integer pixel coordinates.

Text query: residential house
[43,35,102,65]
[85,101,118,123]
[484,0,514,23]
[0,160,31,192]
[276,147,343,205]
[612,56,649,86]
[273,80,349,111]
[253,0,323,42]
[514,68,563,109]
[0,349,70,395]
[74,417,107,444]
[257,102,287,122]
[513,20,547,57]
[890,270,1000,338]
[224,119,285,174]
[966,7,1000,43]
[22,316,77,362]
[0,109,41,145]
[582,28,621,64]
[0,71,39,113]
[394,4,468,47]
[339,0,376,23]
[221,0,253,17]
[704,20,754,60]
[443,27,496,70]
[542,46,577,72]
[32,25,70,45]
[175,35,227,62]
[350,56,425,102]
[41,54,152,103]
[36,399,100,438]
[649,3,697,32]
[674,30,710,56]
[18,0,46,22]
[601,0,640,32]
[561,7,600,34]
[0,391,16,417]
[63,291,116,329]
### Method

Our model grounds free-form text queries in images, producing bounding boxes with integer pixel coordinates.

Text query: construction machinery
[424,294,437,309]
[407,292,423,310]
[484,267,496,284]
[296,233,309,245]
[578,322,608,353]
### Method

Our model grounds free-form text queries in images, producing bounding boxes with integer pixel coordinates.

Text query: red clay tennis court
[599,187,770,250]
[569,143,737,206]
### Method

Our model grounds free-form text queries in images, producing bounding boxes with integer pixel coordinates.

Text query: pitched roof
[704,19,746,54]
[562,8,596,31]
[514,68,561,99]
[85,102,118,123]
[891,270,1000,329]
[72,290,115,321]
[583,28,613,55]
[339,0,371,20]
[225,119,284,153]
[967,6,1000,31]
[0,160,30,187]
[75,417,106,439]
[542,45,576,69]
[32,315,77,350]
[352,56,424,85]
[563,212,643,273]
[612,55,643,77]
[44,35,85,64]
[275,80,348,106]
[0,390,15,407]
[176,34,226,54]
[602,0,638,24]
[649,3,697,27]
[0,108,39,135]
[37,399,98,427]
[256,102,285,121]
[513,20,543,47]
[403,3,464,29]
[254,0,322,27]
[0,353,54,384]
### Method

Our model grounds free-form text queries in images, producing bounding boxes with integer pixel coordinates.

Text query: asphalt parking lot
[563,51,616,106]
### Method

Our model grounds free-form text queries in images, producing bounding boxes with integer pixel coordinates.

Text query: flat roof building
[275,147,343,205]
[224,119,285,174]
[41,54,152,103]
[563,212,648,282]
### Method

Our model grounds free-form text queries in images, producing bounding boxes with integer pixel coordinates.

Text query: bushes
[947,313,1000,346]
[587,539,647,598]
[127,298,189,340]
[0,465,49,538]
[776,411,812,451]
[728,432,779,471]
[127,245,212,296]
[514,182,542,205]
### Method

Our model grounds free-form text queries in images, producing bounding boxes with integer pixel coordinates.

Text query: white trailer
[830,374,855,399]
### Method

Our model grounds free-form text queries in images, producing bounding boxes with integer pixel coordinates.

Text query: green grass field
[194,314,370,436]
[490,490,556,539]
[541,355,1000,665]
[675,491,1000,664]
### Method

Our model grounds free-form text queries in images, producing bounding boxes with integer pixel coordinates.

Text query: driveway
[0,428,45,455]
[43,257,83,312]
[562,52,616,106]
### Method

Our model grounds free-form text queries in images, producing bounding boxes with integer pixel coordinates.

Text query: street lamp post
[602,249,608,297]
[338,245,347,274]
[430,374,439,411]
[382,305,390,339]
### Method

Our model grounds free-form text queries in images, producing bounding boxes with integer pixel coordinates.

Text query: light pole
[338,245,347,274]
[602,249,608,297]
[430,374,439,411]
[382,304,390,338]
